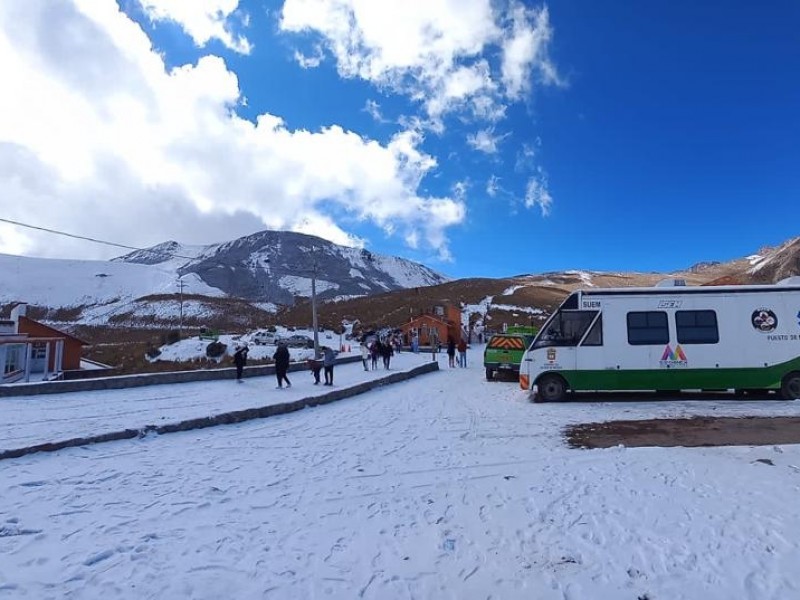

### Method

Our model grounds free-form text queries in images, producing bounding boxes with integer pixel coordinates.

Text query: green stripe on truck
[554,355,800,391]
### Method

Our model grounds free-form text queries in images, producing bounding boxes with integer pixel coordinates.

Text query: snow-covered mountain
[0,230,447,325]
[114,230,448,305]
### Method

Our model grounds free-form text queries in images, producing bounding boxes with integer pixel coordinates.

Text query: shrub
[166,329,181,345]
[206,341,227,359]
[145,346,162,360]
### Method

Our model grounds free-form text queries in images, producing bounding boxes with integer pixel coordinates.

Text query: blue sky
[0,1,798,279]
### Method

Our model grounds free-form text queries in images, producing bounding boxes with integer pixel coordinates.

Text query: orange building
[1,303,88,383]
[400,304,463,346]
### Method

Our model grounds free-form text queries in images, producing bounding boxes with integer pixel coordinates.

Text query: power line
[0,217,199,261]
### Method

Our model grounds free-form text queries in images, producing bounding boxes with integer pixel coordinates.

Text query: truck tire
[485,368,494,381]
[780,371,800,400]
[536,374,568,403]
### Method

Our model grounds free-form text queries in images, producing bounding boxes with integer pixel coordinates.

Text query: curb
[0,356,363,398]
[0,362,439,461]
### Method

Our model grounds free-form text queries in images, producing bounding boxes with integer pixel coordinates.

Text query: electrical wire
[0,217,200,261]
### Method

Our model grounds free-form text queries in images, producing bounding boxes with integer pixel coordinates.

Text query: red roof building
[1,303,88,384]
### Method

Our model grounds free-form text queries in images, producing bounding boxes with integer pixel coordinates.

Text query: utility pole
[310,249,320,359]
[177,277,188,340]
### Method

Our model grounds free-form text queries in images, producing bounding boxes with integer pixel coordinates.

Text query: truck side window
[534,310,597,348]
[581,315,603,346]
[676,310,719,344]
[627,311,668,345]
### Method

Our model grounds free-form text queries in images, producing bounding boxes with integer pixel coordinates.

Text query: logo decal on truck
[751,309,778,333]
[660,344,687,367]
[547,348,557,362]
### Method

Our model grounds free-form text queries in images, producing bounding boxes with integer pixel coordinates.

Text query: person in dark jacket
[370,341,380,370]
[322,346,338,385]
[272,342,291,388]
[446,336,456,368]
[381,338,393,369]
[233,344,249,382]
[307,358,322,384]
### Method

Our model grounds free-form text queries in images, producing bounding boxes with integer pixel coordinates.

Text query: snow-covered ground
[0,350,425,451]
[3,351,800,599]
[151,327,351,363]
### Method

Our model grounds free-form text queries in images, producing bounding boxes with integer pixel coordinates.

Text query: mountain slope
[116,230,448,305]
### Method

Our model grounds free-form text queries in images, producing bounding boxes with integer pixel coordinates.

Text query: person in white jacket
[360,342,370,371]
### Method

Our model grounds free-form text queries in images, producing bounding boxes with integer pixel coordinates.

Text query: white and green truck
[520,279,800,401]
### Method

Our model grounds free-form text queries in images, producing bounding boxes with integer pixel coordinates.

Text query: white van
[251,331,278,346]
[519,279,800,401]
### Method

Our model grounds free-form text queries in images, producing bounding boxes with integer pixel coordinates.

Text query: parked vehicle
[252,331,278,345]
[484,332,536,381]
[285,334,314,348]
[520,279,800,402]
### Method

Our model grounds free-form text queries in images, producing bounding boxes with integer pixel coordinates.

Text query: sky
[0,0,798,280]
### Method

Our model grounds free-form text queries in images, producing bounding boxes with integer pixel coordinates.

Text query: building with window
[0,303,89,384]
[400,304,463,347]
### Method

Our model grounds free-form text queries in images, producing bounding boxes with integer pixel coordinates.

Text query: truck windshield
[533,310,597,348]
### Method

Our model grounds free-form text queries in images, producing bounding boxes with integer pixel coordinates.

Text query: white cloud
[501,4,561,99]
[467,128,508,154]
[280,0,559,127]
[294,44,324,68]
[0,0,464,260]
[524,169,553,216]
[363,99,387,123]
[137,0,252,54]
[486,175,500,197]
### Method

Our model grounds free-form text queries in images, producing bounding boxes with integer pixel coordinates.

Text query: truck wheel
[485,368,494,381]
[780,371,800,400]
[537,374,567,402]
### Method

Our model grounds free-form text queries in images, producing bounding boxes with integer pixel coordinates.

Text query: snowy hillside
[115,230,448,305]
[0,253,224,312]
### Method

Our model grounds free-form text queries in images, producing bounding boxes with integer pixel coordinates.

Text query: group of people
[446,337,468,368]
[231,331,470,388]
[232,342,339,388]
[360,338,394,371]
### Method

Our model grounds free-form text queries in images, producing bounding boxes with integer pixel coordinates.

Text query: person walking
[323,346,338,385]
[381,339,392,370]
[307,358,322,384]
[272,341,291,389]
[370,340,380,370]
[457,338,467,368]
[360,341,370,371]
[233,344,249,382]
[447,336,456,368]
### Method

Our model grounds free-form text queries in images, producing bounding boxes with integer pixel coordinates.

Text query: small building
[400,304,463,346]
[1,303,89,384]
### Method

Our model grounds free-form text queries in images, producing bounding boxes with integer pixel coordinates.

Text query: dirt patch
[566,416,800,449]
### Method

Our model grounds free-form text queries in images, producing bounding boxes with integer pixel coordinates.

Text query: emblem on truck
[751,309,778,333]
[547,348,557,362]
[660,344,688,367]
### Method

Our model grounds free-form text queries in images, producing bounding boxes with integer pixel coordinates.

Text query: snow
[490,303,545,315]
[749,255,773,273]
[746,254,764,266]
[502,285,525,296]
[277,275,339,296]
[461,295,494,329]
[3,351,800,598]
[565,269,596,287]
[0,253,224,317]
[151,327,350,363]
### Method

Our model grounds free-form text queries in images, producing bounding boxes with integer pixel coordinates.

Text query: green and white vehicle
[519,279,800,402]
